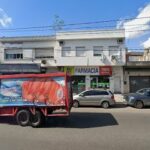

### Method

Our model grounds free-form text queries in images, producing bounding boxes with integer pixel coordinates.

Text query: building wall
[0,30,125,93]
[0,40,57,67]
[110,66,124,93]
[124,70,150,93]
[55,39,126,66]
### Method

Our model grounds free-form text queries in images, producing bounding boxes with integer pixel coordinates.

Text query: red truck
[0,73,73,127]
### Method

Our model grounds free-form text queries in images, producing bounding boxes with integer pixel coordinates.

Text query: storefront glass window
[71,76,85,94]
[90,76,110,89]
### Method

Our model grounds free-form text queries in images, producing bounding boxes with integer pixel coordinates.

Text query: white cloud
[117,3,150,39]
[0,8,12,27]
[142,38,150,48]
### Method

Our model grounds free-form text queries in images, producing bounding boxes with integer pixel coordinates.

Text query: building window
[5,49,23,60]
[35,48,54,59]
[62,47,75,57]
[109,46,120,56]
[93,46,103,56]
[76,47,86,57]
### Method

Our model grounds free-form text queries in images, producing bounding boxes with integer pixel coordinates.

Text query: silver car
[73,89,115,108]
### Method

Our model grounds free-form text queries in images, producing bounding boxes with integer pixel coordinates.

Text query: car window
[137,89,144,94]
[83,90,109,96]
[145,91,150,97]
[137,89,150,94]
[108,91,113,95]
[83,91,93,96]
[92,90,109,96]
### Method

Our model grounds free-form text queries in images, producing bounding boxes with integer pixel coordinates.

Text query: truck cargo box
[0,73,73,127]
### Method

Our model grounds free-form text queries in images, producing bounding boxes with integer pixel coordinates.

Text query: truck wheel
[102,101,109,109]
[16,109,31,127]
[134,101,143,109]
[31,110,43,128]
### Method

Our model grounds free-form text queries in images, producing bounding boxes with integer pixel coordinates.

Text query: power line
[0,16,150,31]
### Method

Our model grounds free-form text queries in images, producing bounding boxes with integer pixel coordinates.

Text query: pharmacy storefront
[62,66,112,94]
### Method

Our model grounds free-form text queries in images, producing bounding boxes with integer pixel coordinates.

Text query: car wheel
[134,101,144,109]
[102,101,109,109]
[73,101,79,108]
[16,109,31,127]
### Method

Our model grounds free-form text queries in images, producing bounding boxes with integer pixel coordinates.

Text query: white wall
[57,29,125,40]
[55,39,126,66]
[110,66,124,93]
[1,40,57,66]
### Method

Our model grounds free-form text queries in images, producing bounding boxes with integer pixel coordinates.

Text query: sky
[0,0,150,49]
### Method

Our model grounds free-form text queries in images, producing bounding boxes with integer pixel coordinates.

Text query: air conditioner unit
[59,40,65,46]
[111,54,121,62]
[41,59,47,65]
[117,38,124,44]
[41,59,56,66]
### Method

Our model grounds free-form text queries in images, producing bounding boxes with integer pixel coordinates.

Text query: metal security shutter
[35,48,54,58]
[0,64,41,74]
[129,76,150,93]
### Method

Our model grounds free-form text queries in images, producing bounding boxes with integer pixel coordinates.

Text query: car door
[78,90,97,106]
[96,90,110,104]
[142,91,150,106]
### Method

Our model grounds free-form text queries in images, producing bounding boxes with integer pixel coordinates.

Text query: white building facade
[0,29,126,93]
[55,29,126,93]
[0,36,58,73]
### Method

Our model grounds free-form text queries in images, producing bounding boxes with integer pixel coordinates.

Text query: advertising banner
[0,77,65,107]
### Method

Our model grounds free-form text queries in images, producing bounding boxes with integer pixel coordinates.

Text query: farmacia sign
[74,67,99,75]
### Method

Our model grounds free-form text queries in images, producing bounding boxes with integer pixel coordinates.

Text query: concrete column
[85,75,91,90]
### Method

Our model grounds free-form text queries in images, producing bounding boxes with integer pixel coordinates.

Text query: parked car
[136,88,150,94]
[73,89,115,108]
[125,90,150,109]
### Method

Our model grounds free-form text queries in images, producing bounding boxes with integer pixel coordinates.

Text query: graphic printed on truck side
[0,77,65,107]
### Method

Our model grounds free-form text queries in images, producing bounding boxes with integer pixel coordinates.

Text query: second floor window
[76,47,86,57]
[109,46,120,56]
[62,47,75,57]
[5,49,23,60]
[93,46,103,56]
[35,48,54,59]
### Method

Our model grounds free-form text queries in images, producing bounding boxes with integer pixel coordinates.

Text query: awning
[0,64,41,74]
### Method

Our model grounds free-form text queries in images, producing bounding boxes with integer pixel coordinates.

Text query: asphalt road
[0,105,150,150]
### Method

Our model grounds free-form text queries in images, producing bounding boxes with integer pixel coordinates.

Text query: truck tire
[31,110,44,128]
[16,109,31,127]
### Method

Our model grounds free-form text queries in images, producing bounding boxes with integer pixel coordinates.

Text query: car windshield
[136,88,150,94]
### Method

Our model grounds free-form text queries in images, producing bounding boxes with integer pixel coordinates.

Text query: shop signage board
[62,66,112,76]
[100,66,112,76]
[74,67,99,75]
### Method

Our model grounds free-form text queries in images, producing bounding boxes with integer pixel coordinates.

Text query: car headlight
[129,96,135,101]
